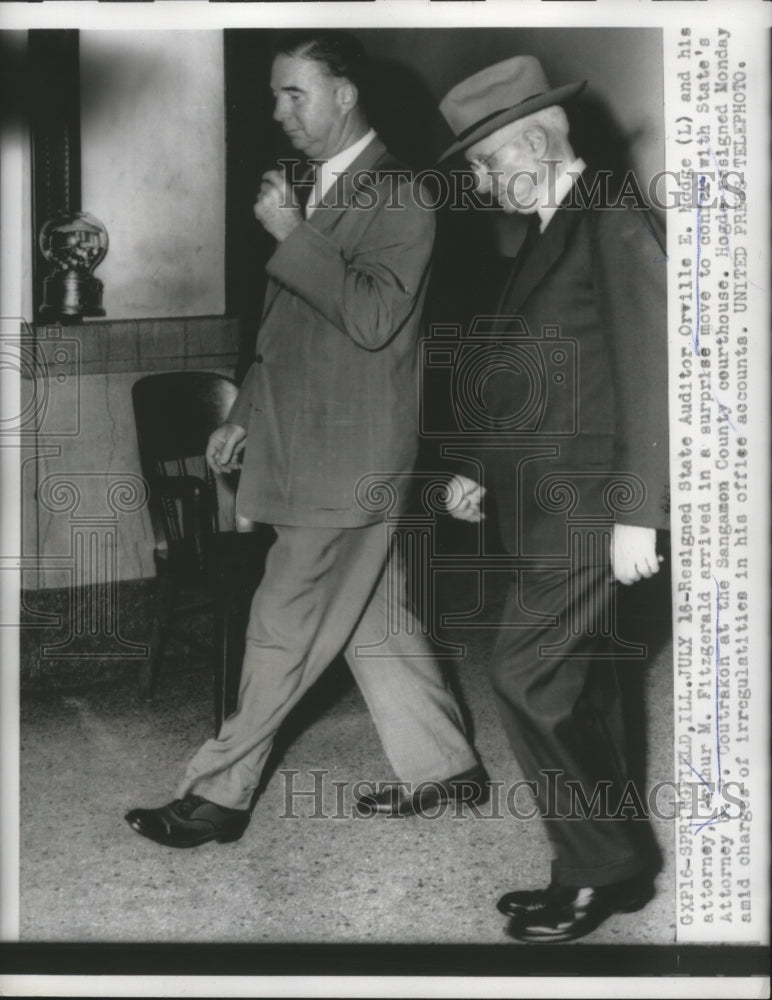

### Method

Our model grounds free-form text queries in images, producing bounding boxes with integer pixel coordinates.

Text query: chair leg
[213,588,248,734]
[213,597,226,733]
[140,574,179,700]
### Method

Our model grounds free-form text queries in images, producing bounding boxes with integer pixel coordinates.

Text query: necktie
[498,213,542,311]
[516,212,542,266]
[294,164,316,217]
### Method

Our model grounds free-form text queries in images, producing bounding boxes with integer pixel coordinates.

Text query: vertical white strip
[0,55,23,942]
[736,19,771,949]
[665,16,770,944]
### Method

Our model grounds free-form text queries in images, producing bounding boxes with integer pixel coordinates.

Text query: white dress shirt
[537,157,587,233]
[305,128,377,218]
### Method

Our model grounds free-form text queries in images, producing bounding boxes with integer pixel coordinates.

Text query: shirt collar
[306,129,377,216]
[537,157,586,233]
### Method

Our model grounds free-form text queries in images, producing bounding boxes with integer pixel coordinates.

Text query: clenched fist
[253,169,303,242]
[205,422,247,475]
[610,524,663,585]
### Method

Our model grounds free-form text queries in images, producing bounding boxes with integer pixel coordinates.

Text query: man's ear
[336,81,358,113]
[523,125,548,158]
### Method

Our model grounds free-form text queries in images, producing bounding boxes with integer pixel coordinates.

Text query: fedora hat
[438,55,586,162]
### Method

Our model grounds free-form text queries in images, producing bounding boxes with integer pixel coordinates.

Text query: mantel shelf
[28,315,240,377]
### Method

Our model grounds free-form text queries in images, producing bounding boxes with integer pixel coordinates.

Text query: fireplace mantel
[30,315,240,377]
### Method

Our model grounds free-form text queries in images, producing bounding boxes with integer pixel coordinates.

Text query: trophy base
[41,272,105,320]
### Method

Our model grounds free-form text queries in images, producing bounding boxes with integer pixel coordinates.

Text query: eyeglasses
[468,139,512,175]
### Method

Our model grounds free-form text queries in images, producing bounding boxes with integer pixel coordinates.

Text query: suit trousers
[177,521,477,811]
[489,561,646,888]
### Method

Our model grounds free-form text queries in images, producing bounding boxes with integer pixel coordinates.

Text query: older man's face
[466,124,543,214]
[270,53,348,160]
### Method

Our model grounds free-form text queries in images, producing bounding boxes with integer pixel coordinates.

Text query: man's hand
[444,474,486,523]
[253,169,303,242]
[206,422,247,475]
[610,524,663,585]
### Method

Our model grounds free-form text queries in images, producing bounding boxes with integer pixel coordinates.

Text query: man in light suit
[438,56,669,941]
[126,31,485,847]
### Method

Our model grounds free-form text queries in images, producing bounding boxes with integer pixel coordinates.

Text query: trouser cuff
[552,852,644,889]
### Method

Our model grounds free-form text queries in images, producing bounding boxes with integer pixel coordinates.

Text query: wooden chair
[132,371,273,731]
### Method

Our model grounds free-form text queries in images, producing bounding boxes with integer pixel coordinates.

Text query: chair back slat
[161,491,183,546]
[133,372,239,464]
[206,466,220,535]
[132,372,240,560]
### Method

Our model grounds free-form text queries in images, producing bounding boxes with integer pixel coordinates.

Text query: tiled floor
[19,566,675,948]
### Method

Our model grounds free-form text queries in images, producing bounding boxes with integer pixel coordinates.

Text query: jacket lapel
[497,200,582,313]
[306,136,389,234]
[262,138,389,318]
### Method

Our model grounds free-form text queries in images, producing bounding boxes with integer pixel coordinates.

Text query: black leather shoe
[354,765,489,817]
[125,794,250,848]
[501,873,655,943]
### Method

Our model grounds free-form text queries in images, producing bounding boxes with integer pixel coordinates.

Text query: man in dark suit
[126,31,486,848]
[438,56,669,941]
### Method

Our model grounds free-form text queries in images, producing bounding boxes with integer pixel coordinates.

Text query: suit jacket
[465,186,670,557]
[228,138,435,528]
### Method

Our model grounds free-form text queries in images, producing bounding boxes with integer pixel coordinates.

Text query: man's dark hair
[273,30,371,111]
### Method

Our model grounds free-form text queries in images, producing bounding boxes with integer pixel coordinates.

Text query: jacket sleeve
[264,178,435,351]
[226,361,259,430]
[590,207,670,530]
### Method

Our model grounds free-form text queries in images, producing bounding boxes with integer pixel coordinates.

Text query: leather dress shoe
[500,872,655,943]
[125,794,250,848]
[354,765,489,817]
